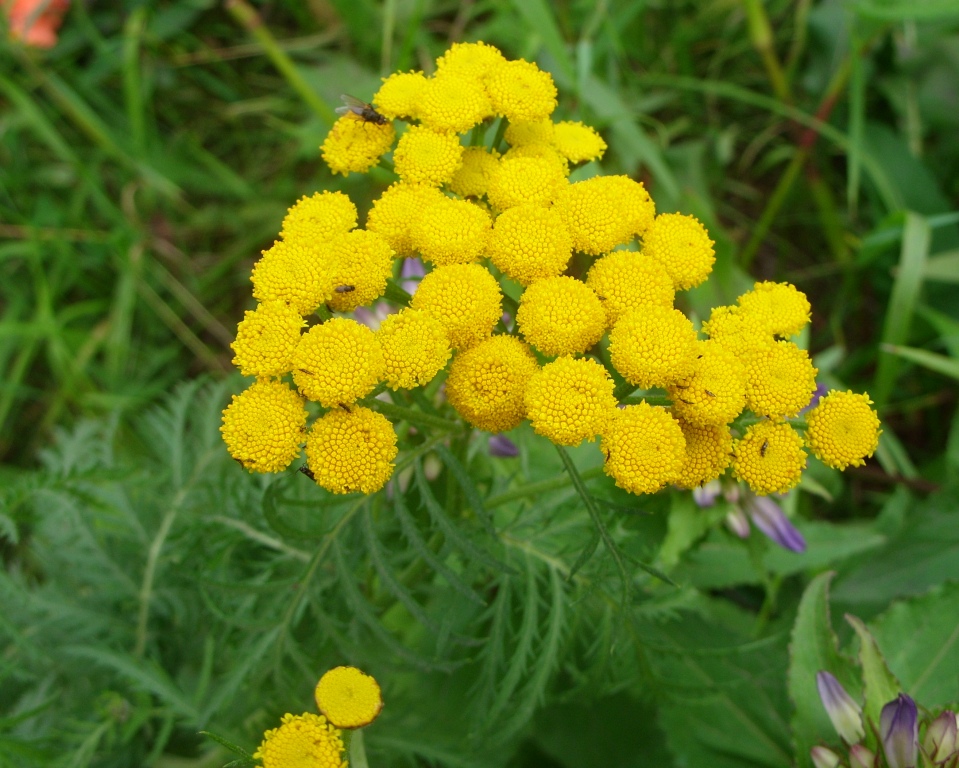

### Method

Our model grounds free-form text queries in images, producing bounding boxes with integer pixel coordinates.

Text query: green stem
[741,0,791,104]
[384,278,412,306]
[490,116,509,153]
[368,400,462,433]
[350,729,370,768]
[486,466,605,509]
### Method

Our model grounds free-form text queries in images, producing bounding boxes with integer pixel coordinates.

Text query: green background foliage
[1,1,958,766]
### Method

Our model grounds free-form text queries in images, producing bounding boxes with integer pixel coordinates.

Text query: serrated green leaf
[198,730,254,761]
[845,615,901,733]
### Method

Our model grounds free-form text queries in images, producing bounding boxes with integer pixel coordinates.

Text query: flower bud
[816,671,865,744]
[849,743,877,768]
[725,506,751,538]
[692,478,722,508]
[811,745,842,768]
[880,694,918,768]
[489,434,519,458]
[747,495,806,553]
[923,711,958,763]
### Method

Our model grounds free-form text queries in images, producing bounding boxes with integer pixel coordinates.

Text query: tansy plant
[220,42,881,513]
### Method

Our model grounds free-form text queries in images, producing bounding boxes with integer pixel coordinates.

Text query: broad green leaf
[659,492,713,568]
[845,615,901,733]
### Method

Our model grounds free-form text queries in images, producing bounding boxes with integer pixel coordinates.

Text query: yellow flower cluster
[222,43,880,501]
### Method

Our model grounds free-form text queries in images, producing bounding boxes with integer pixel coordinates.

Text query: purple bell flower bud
[816,671,865,744]
[802,381,829,414]
[723,483,741,504]
[881,694,918,768]
[923,711,958,763]
[849,744,877,768]
[401,256,425,295]
[811,746,841,768]
[692,479,721,508]
[746,495,806,553]
[725,506,751,539]
[488,434,519,458]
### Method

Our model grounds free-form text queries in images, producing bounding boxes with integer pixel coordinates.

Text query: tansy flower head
[448,147,500,198]
[366,182,446,256]
[251,240,335,316]
[253,712,345,768]
[326,229,395,312]
[485,59,558,122]
[585,251,675,327]
[732,420,807,495]
[292,319,384,407]
[601,402,686,495]
[604,175,656,236]
[552,121,607,164]
[504,119,555,147]
[306,406,397,494]
[410,263,502,350]
[667,340,747,426]
[672,419,733,490]
[502,142,570,177]
[737,281,811,338]
[487,204,572,286]
[516,276,605,357]
[805,390,881,470]
[373,70,428,120]
[411,195,491,266]
[641,213,716,291]
[744,340,818,418]
[418,73,493,133]
[555,176,640,255]
[393,126,464,186]
[486,155,568,211]
[445,335,539,433]
[315,666,384,729]
[231,301,305,377]
[376,308,451,390]
[435,41,506,80]
[281,191,357,244]
[220,380,307,473]
[702,304,774,357]
[321,112,396,176]
[525,356,616,446]
[608,306,699,389]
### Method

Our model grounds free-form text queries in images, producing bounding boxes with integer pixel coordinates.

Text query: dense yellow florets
[220,380,307,473]
[485,59,557,122]
[292,319,384,407]
[641,213,716,291]
[744,341,818,418]
[516,276,605,357]
[738,281,811,337]
[376,308,451,390]
[254,712,346,768]
[373,70,428,120]
[555,176,653,255]
[446,335,539,433]
[326,229,395,312]
[321,112,396,176]
[673,419,733,489]
[525,357,616,446]
[505,119,555,147]
[805,390,881,470]
[667,340,747,426]
[281,191,357,243]
[251,240,335,316]
[702,304,774,357]
[435,41,506,81]
[393,126,464,186]
[411,263,502,350]
[552,121,607,163]
[448,147,500,198]
[231,301,305,377]
[314,666,383,729]
[487,205,571,286]
[732,421,806,495]
[608,306,699,389]
[502,142,569,176]
[418,73,493,133]
[306,407,397,494]
[601,402,686,495]
[486,156,568,210]
[411,195,491,266]
[585,251,675,327]
[366,182,446,256]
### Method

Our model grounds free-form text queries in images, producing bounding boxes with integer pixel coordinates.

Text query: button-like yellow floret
[805,390,881,470]
[641,213,716,291]
[376,308,451,390]
[672,419,733,490]
[410,263,502,350]
[305,406,398,494]
[220,379,307,473]
[608,306,699,389]
[251,240,335,316]
[292,318,384,407]
[326,229,395,312]
[373,70,428,120]
[485,59,558,122]
[744,340,818,418]
[601,402,686,495]
[254,712,345,768]
[585,251,675,327]
[516,276,605,356]
[321,112,396,176]
[555,176,653,255]
[393,125,464,186]
[281,191,357,243]
[737,281,811,338]
[230,301,305,377]
[314,666,383,729]
[366,182,447,256]
[504,119,555,147]
[732,421,807,495]
[552,121,607,163]
[418,72,493,133]
[502,142,569,177]
[410,195,491,266]
[487,204,572,286]
[435,41,506,81]
[486,155,568,210]
[702,304,774,357]
[525,356,616,446]
[448,147,500,199]
[667,340,747,426]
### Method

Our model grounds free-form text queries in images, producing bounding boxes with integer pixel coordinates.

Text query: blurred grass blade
[881,344,959,381]
[508,0,576,86]
[919,249,959,284]
[198,731,254,761]
[847,23,865,216]
[874,212,930,407]
[854,0,959,20]
[123,6,149,155]
[874,426,919,480]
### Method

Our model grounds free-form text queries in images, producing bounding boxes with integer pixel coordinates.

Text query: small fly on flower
[334,285,356,294]
[336,94,389,125]
[760,439,769,458]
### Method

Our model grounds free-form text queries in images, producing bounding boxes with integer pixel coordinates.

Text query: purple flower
[401,256,425,295]
[802,381,829,414]
[816,671,865,744]
[746,495,806,553]
[692,479,721,508]
[880,694,918,768]
[488,434,519,458]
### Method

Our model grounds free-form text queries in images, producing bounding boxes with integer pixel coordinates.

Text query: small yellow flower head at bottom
[525,356,616,446]
[445,335,539,433]
[641,213,716,291]
[552,121,607,164]
[487,204,572,286]
[326,229,395,312]
[306,407,397,494]
[410,263,502,350]
[585,250,675,327]
[601,402,686,495]
[672,419,733,490]
[376,308,451,389]
[486,155,568,210]
[231,301,305,377]
[745,340,818,418]
[251,240,335,316]
[321,112,396,176]
[410,195,491,266]
[418,72,493,134]
[393,125,464,187]
[608,306,699,389]
[516,276,605,356]
[280,191,357,243]
[253,712,345,768]
[366,182,447,256]
[485,58,558,122]
[373,70,428,120]
[292,318,384,407]
[220,380,307,473]
[805,390,881,470]
[448,147,500,199]
[667,340,747,426]
[737,281,811,338]
[732,421,807,495]
[315,666,383,729]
